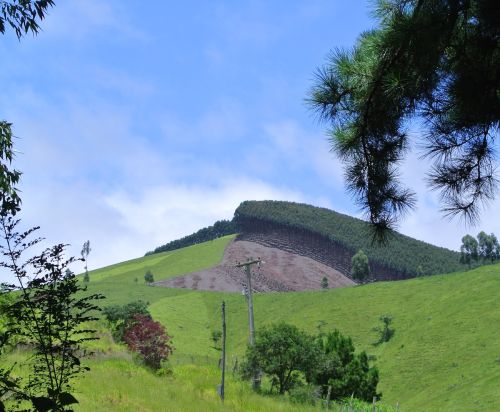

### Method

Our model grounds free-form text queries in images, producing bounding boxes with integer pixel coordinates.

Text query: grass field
[3,235,499,411]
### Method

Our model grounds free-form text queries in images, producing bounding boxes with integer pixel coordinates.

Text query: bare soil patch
[155,239,355,292]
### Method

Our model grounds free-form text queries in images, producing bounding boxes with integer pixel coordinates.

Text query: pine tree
[309,0,499,238]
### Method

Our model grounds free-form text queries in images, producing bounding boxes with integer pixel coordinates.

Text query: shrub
[241,323,320,394]
[124,314,174,370]
[372,315,395,345]
[321,276,329,289]
[288,385,320,405]
[314,330,380,402]
[0,216,103,410]
[144,270,154,284]
[103,300,150,342]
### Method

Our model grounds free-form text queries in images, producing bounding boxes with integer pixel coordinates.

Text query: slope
[81,238,499,412]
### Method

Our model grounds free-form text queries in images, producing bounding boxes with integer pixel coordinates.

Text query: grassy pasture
[2,235,498,411]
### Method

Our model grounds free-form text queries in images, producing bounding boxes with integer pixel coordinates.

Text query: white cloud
[104,177,306,249]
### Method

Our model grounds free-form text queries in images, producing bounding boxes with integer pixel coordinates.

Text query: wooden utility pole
[236,257,261,389]
[220,300,226,402]
[236,258,261,345]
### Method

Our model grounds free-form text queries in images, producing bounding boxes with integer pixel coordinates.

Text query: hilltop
[147,201,465,291]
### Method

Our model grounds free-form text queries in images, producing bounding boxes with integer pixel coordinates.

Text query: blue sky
[1,0,498,279]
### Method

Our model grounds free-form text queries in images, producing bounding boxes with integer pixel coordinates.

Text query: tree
[309,0,499,238]
[81,240,91,283]
[314,330,380,402]
[0,215,104,411]
[123,314,174,370]
[242,323,319,394]
[351,250,370,282]
[1,1,55,216]
[144,270,154,284]
[321,276,329,289]
[477,231,500,262]
[1,0,55,38]
[460,234,479,266]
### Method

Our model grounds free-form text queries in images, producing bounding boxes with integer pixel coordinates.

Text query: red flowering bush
[123,314,174,369]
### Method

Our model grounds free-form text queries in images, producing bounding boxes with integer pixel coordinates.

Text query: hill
[235,200,464,279]
[145,201,465,281]
[77,238,499,411]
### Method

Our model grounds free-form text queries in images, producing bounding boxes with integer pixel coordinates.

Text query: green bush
[314,330,380,402]
[103,300,150,342]
[241,323,319,394]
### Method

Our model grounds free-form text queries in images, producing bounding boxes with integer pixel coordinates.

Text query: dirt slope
[155,239,355,292]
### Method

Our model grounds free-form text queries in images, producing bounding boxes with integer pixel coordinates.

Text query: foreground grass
[74,360,321,412]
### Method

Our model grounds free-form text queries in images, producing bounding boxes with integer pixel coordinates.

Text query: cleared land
[155,239,354,292]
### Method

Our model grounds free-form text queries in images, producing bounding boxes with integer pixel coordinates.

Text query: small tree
[351,250,370,282]
[321,276,329,289]
[144,270,154,284]
[81,240,91,283]
[372,315,395,346]
[314,330,380,402]
[460,234,479,266]
[242,323,319,394]
[123,314,174,370]
[0,215,104,411]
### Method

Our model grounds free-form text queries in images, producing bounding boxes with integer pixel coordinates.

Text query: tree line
[145,219,236,256]
[460,232,500,266]
[234,200,465,277]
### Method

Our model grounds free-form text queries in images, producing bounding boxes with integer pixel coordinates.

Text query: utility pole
[236,257,261,389]
[220,300,226,402]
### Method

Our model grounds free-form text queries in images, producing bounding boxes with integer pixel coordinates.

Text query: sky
[1,0,498,281]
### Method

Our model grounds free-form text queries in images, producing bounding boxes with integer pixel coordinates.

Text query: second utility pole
[220,300,226,402]
[236,257,261,389]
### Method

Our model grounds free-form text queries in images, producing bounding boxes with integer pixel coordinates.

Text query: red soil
[155,239,355,292]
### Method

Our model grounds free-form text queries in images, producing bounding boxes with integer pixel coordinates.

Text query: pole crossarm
[235,258,262,268]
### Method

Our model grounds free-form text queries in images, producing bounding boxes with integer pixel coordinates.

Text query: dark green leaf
[31,396,56,412]
[59,392,79,406]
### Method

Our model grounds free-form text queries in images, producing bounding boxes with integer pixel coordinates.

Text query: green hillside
[74,237,500,412]
[3,235,498,411]
[235,200,465,277]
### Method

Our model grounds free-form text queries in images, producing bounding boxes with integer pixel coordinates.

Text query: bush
[288,385,320,405]
[314,330,380,402]
[241,323,320,394]
[372,315,395,345]
[103,300,150,342]
[0,216,103,410]
[144,270,154,284]
[321,276,329,289]
[123,314,174,370]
